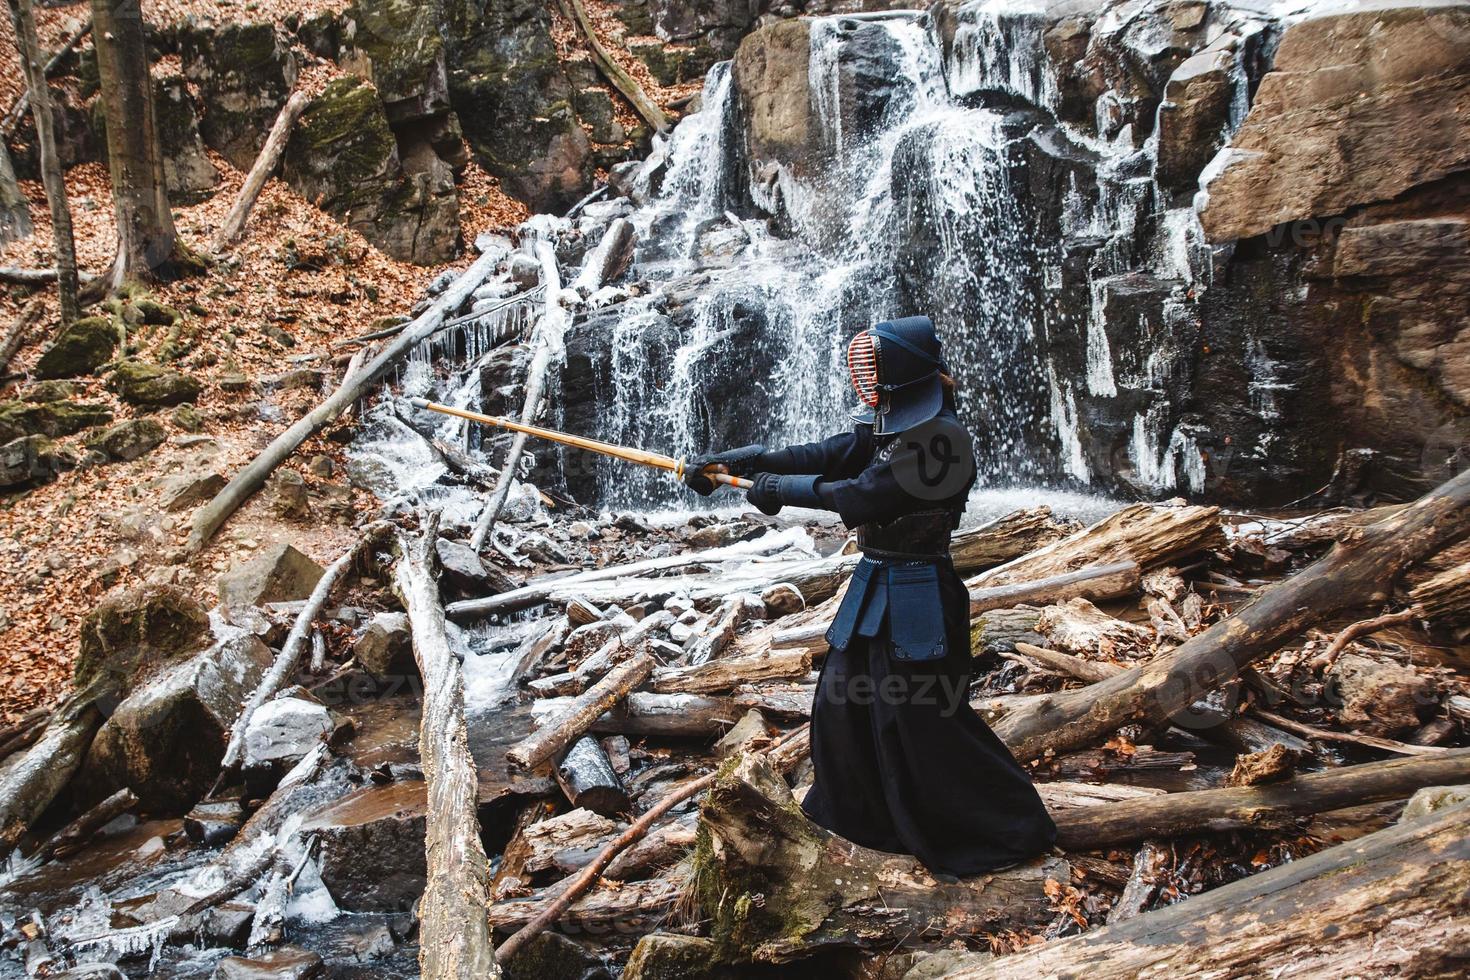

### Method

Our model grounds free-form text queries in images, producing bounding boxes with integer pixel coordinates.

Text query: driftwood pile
[3,207,1470,978]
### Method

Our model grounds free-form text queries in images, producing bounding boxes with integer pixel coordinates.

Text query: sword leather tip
[408,397,430,409]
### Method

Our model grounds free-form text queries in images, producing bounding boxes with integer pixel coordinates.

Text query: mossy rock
[621,934,746,980]
[178,21,298,169]
[21,380,77,402]
[85,417,167,461]
[0,399,114,441]
[33,316,118,379]
[284,77,398,217]
[75,584,211,695]
[342,0,448,120]
[129,297,184,327]
[628,40,708,88]
[108,360,202,407]
[501,932,615,980]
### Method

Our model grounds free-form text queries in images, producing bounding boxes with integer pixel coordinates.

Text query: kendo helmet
[847,315,949,434]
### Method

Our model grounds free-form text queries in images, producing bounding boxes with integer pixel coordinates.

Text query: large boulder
[0,134,31,245]
[303,781,428,911]
[179,20,300,169]
[731,19,815,176]
[444,0,594,211]
[33,316,117,379]
[340,0,451,123]
[1155,43,1236,194]
[74,584,212,696]
[218,543,326,608]
[82,632,275,810]
[0,399,112,442]
[243,696,333,767]
[155,74,220,203]
[283,77,459,264]
[1199,1,1470,242]
[84,418,167,462]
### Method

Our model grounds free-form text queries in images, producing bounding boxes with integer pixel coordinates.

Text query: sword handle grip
[714,473,754,490]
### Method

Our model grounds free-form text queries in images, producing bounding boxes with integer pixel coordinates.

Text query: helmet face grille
[847,331,881,407]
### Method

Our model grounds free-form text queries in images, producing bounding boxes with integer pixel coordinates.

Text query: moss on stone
[33,316,118,379]
[108,360,202,407]
[74,585,211,695]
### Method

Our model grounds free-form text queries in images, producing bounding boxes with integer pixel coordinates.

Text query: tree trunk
[995,468,1470,762]
[0,139,30,246]
[0,700,101,860]
[91,0,175,289]
[946,800,1470,978]
[8,0,78,322]
[210,90,310,252]
[693,754,1069,963]
[393,519,501,980]
[650,649,811,695]
[1052,746,1470,851]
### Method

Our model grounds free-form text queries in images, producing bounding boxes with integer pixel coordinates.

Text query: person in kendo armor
[684,315,1056,878]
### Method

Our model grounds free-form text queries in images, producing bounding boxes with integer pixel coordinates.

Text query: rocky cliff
[548,0,1469,508]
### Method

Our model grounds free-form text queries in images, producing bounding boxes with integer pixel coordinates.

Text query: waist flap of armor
[824,558,947,661]
[856,508,957,560]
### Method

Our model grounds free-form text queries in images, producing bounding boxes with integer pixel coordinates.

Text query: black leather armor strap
[856,508,957,560]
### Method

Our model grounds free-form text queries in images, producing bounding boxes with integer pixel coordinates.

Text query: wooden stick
[210,89,310,252]
[394,516,501,979]
[187,247,502,552]
[1253,708,1448,757]
[1308,606,1422,670]
[555,0,669,134]
[36,787,135,862]
[507,650,654,771]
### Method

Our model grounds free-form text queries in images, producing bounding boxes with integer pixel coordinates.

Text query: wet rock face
[340,0,451,124]
[218,543,327,609]
[178,20,300,170]
[1198,2,1470,243]
[304,781,429,912]
[731,19,816,176]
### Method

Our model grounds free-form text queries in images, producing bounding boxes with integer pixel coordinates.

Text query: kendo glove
[682,444,768,496]
[746,473,823,516]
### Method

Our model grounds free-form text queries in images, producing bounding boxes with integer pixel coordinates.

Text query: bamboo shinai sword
[408,398,754,490]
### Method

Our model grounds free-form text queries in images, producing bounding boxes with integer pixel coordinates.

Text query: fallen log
[945,798,1470,978]
[1052,746,1470,851]
[1252,708,1447,757]
[394,519,501,979]
[508,651,654,770]
[496,727,810,958]
[35,787,136,863]
[770,561,1139,651]
[522,808,623,875]
[0,706,47,762]
[534,691,740,738]
[471,241,569,550]
[969,503,1222,590]
[215,522,390,787]
[571,217,635,294]
[650,649,811,696]
[210,90,310,251]
[0,290,44,377]
[570,610,673,688]
[683,596,751,666]
[187,247,502,551]
[995,469,1470,762]
[554,0,669,134]
[554,735,629,817]
[1408,556,1470,620]
[0,698,102,861]
[693,754,1069,963]
[488,876,683,935]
